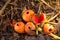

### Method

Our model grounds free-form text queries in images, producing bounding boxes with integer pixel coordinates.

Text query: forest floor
[0,0,60,40]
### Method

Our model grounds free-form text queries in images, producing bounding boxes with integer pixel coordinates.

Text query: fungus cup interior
[14,22,25,33]
[22,10,35,22]
[43,23,55,34]
[25,22,36,35]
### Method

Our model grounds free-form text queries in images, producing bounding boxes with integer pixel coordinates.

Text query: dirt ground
[0,0,60,40]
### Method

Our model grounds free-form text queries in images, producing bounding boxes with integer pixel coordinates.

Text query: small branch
[0,0,11,16]
[49,33,60,39]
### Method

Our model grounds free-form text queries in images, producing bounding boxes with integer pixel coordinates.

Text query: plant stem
[0,0,11,16]
[36,24,43,35]
[49,33,60,39]
[38,27,42,32]
[36,25,39,35]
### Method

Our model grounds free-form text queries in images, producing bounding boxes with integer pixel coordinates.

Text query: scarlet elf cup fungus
[39,13,47,22]
[10,20,17,27]
[14,22,25,33]
[22,10,35,22]
[31,13,47,25]
[43,23,55,34]
[25,22,36,35]
[31,15,39,24]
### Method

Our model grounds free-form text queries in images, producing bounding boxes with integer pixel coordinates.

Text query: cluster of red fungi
[10,10,55,35]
